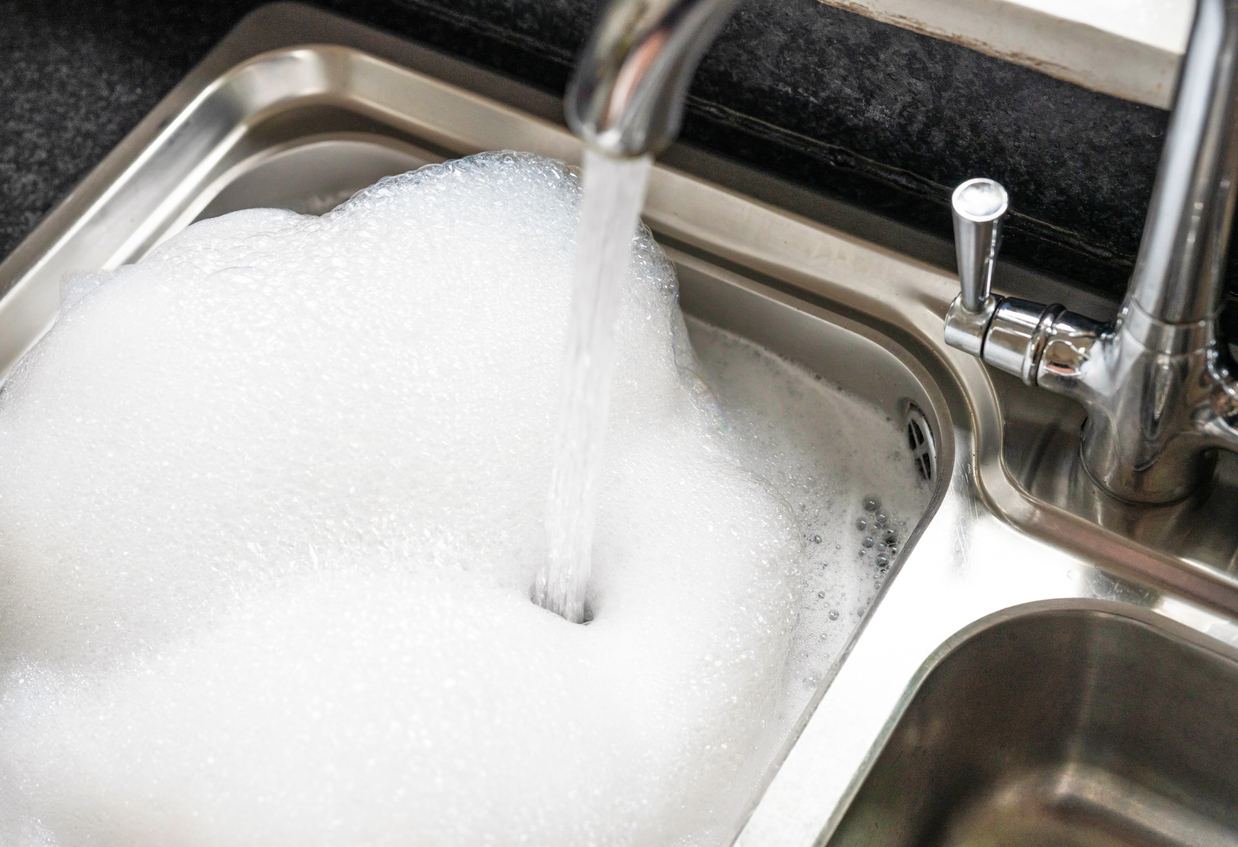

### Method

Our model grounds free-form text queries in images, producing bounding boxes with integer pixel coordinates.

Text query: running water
[535,149,653,623]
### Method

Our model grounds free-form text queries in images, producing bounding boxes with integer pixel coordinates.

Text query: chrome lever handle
[951,178,1008,313]
[944,178,1009,357]
[945,176,1097,389]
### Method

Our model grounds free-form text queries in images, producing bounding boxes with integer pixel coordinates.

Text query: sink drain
[904,404,936,483]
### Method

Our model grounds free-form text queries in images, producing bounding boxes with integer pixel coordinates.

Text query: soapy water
[0,152,929,846]
[537,149,652,623]
[684,326,930,711]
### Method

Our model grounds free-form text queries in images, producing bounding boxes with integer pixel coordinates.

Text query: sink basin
[0,3,953,843]
[829,607,1238,847]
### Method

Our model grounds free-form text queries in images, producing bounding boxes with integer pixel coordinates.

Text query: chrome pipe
[1126,0,1238,336]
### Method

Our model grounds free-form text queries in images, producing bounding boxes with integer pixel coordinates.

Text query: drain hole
[904,404,936,483]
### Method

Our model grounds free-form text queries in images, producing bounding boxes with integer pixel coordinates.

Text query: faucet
[566,0,1238,506]
[565,0,742,158]
[945,0,1238,504]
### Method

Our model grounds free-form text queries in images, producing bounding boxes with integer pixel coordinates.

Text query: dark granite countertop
[0,0,1174,304]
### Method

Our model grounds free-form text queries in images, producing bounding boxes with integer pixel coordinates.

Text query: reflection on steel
[944,0,1238,505]
[2,6,1238,847]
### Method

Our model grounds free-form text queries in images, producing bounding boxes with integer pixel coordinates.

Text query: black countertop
[0,0,1173,304]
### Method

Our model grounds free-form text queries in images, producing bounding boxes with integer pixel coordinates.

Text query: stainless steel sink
[6,3,1238,846]
[829,607,1238,847]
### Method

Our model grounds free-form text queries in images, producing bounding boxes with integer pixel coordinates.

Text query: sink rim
[916,595,1238,676]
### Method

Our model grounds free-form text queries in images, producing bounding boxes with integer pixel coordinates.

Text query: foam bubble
[0,152,930,846]
[682,321,931,723]
[0,153,813,846]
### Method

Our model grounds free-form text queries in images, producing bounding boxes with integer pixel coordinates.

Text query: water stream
[535,149,653,623]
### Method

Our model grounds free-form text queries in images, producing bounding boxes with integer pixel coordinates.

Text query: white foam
[683,321,932,728]
[0,152,929,846]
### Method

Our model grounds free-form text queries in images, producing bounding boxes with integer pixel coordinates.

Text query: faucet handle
[951,178,1008,313]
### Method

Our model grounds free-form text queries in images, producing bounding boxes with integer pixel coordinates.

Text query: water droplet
[828,609,839,620]
[813,534,822,544]
[875,512,888,527]
[855,517,867,531]
[862,536,875,548]
[876,554,889,568]
[863,496,881,512]
[883,528,897,545]
[817,591,825,598]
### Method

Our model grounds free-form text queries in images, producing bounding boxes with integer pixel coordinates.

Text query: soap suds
[0,152,928,846]
[684,321,930,725]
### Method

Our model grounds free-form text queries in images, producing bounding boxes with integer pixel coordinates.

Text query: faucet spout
[565,0,742,158]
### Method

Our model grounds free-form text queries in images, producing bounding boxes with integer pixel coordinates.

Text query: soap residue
[683,320,930,726]
[0,152,928,846]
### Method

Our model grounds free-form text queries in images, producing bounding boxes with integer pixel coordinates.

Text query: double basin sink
[4,4,1238,845]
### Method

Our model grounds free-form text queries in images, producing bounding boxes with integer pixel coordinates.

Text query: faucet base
[946,290,1238,505]
[996,372,1238,570]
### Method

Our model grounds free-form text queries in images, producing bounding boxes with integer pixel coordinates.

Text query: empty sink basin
[828,607,1238,847]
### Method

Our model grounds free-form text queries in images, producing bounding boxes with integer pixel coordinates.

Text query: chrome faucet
[565,0,742,157]
[945,0,1238,504]
[566,0,1238,506]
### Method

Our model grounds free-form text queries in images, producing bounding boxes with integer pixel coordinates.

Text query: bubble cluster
[0,152,930,846]
[683,322,931,735]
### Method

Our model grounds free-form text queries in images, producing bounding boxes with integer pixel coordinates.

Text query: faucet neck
[565,0,742,158]
[1126,0,1238,338]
